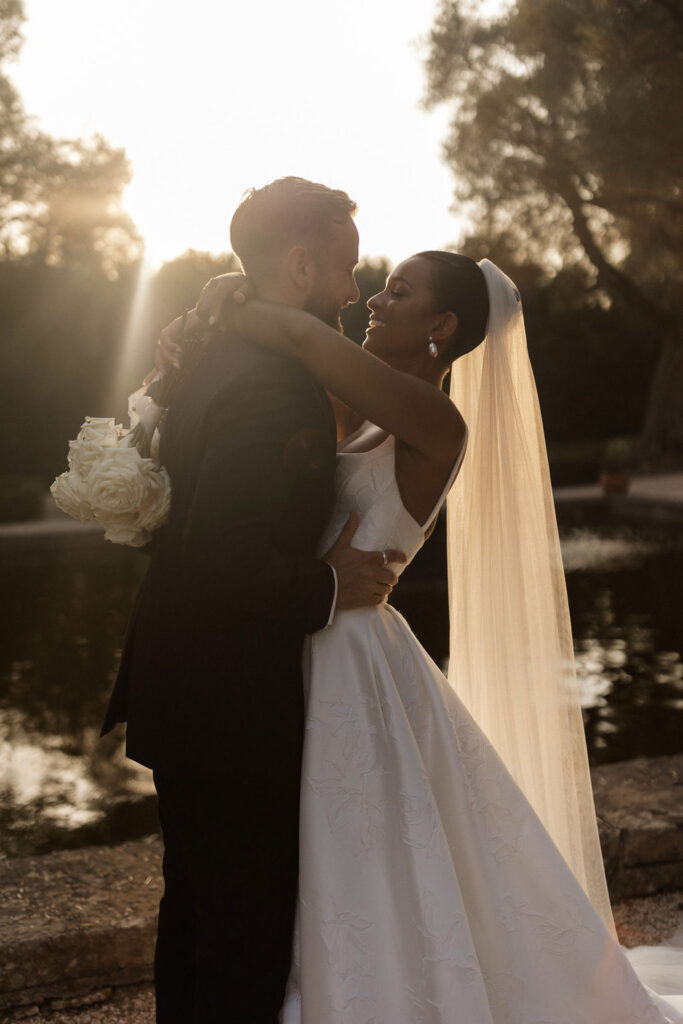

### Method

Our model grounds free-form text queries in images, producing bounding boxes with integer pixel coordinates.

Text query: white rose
[68,438,105,480]
[103,515,150,548]
[50,471,93,521]
[87,446,148,524]
[76,417,120,447]
[68,418,122,480]
[136,463,172,532]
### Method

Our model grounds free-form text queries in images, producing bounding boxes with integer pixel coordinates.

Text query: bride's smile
[363,257,439,364]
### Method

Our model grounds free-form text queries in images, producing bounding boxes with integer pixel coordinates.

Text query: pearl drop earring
[428,337,439,358]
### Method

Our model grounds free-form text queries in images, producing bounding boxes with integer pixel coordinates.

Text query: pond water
[1,521,682,858]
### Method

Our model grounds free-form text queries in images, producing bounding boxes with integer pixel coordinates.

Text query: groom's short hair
[230,176,357,281]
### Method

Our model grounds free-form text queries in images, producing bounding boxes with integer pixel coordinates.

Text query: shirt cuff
[324,564,338,627]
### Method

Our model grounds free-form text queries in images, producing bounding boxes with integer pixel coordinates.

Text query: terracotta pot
[600,472,631,495]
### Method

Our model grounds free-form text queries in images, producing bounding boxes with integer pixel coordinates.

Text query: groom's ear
[286,245,316,294]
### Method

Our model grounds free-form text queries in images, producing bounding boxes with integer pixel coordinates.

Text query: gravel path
[4,985,154,1024]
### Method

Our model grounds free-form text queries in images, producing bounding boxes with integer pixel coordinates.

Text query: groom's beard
[304,288,343,333]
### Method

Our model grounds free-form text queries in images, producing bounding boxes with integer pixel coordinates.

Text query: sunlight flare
[108,257,155,417]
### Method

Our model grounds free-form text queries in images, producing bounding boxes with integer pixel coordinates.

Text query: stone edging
[593,755,683,900]
[0,839,161,1014]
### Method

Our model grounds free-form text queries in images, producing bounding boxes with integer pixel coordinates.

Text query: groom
[101,177,401,1023]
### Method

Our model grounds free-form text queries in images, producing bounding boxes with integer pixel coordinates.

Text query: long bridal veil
[446,258,613,927]
[446,258,683,1018]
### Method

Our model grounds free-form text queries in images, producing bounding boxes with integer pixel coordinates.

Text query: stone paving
[593,756,683,900]
[553,472,683,504]
[553,471,683,527]
[1,756,682,1019]
[0,839,161,1016]
[3,898,682,1023]
[3,983,154,1023]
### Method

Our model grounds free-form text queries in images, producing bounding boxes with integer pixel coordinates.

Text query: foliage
[0,0,147,485]
[2,0,676,486]
[0,258,137,480]
[114,250,240,393]
[0,1,140,276]
[424,0,683,466]
[602,436,638,473]
[546,439,605,487]
[21,135,141,276]
[522,269,660,444]
[146,250,239,333]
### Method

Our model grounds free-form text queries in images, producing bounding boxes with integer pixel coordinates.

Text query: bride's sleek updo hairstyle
[230,176,357,283]
[415,251,490,363]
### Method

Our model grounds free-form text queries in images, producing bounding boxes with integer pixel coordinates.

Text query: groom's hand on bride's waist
[323,512,405,610]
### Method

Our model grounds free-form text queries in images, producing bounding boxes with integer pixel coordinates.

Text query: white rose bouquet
[50,393,171,547]
[51,328,209,548]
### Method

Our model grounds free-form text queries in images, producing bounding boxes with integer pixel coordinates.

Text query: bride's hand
[143,311,194,385]
[142,274,249,386]
[196,272,249,326]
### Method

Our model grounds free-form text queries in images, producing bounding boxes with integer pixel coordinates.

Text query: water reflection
[1,522,682,857]
[0,548,157,857]
[565,528,683,764]
[395,524,683,769]
[560,530,661,573]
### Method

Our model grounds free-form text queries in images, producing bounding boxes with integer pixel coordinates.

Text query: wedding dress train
[280,424,683,1023]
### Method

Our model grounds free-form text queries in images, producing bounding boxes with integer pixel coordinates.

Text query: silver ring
[381,550,388,567]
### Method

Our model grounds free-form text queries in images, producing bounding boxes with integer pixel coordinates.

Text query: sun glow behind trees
[1,0,678,478]
[9,0,469,268]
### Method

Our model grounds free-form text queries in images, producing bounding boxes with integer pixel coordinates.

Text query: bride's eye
[390,289,404,298]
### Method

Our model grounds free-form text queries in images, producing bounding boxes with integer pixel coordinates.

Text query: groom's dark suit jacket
[100,331,338,772]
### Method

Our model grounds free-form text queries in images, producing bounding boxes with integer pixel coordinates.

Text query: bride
[157,251,683,1022]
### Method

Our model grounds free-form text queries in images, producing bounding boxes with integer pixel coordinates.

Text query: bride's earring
[428,336,439,358]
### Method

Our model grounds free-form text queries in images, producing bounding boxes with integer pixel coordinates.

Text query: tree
[24,135,141,276]
[147,250,239,328]
[424,0,683,467]
[0,258,137,479]
[0,1,140,275]
[0,1,144,483]
[114,250,241,394]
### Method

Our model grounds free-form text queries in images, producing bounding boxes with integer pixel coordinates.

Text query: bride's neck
[384,353,448,390]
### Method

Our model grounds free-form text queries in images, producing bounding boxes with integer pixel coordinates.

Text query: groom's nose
[346,277,361,306]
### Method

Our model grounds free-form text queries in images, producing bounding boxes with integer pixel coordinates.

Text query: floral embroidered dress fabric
[279,426,682,1024]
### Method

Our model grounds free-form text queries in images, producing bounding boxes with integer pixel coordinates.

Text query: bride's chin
[362,338,391,366]
[362,333,383,353]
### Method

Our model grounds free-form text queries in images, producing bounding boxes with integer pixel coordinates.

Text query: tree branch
[650,0,683,37]
[555,173,677,331]
[593,192,683,218]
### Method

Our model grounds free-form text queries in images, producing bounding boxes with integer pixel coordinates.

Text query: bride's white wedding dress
[280,421,683,1024]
